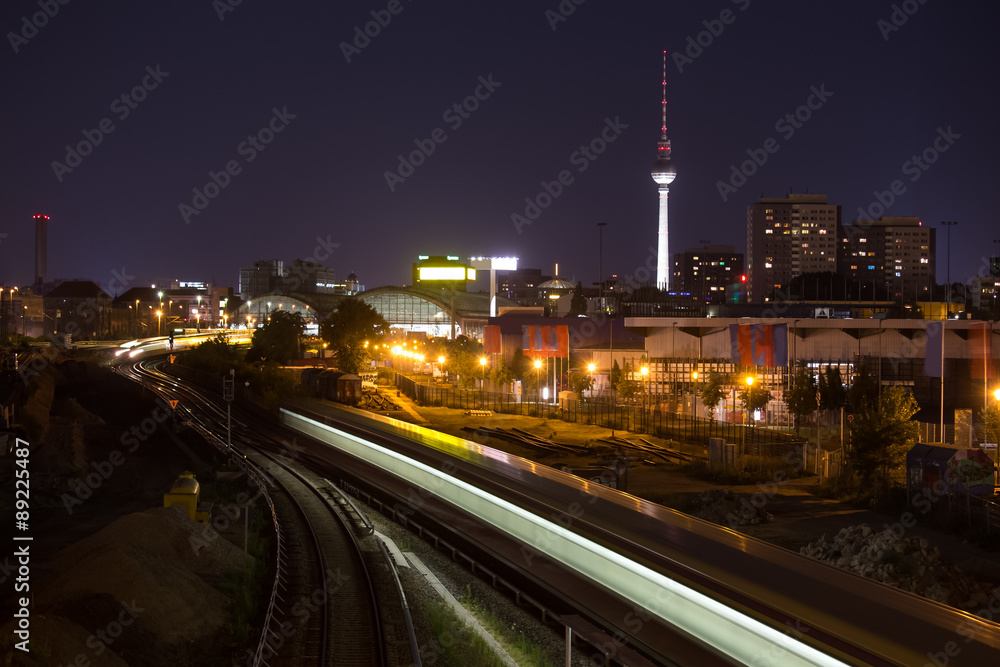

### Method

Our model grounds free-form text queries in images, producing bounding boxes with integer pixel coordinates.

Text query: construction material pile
[687,488,774,528]
[800,524,1000,613]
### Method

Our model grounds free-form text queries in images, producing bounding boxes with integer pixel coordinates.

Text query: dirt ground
[0,358,252,667]
[383,391,1000,585]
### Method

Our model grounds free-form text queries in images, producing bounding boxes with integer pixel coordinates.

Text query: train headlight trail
[281,409,848,667]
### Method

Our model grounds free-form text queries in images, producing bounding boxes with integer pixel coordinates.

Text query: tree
[700,371,727,421]
[610,359,622,388]
[786,363,818,432]
[848,360,879,413]
[181,334,250,377]
[738,382,773,416]
[489,359,514,393]
[615,362,642,402]
[820,365,847,411]
[850,386,919,501]
[984,402,1000,446]
[569,281,587,316]
[567,368,595,395]
[248,310,305,365]
[442,335,483,389]
[320,298,389,375]
[510,348,530,383]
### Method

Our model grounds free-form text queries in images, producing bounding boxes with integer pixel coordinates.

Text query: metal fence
[395,373,806,454]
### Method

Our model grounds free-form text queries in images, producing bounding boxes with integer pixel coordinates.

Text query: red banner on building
[521,325,569,358]
[728,324,788,367]
[970,322,994,379]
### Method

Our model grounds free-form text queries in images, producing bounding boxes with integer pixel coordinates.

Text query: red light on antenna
[740,275,747,283]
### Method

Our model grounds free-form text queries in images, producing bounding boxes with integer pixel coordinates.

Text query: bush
[683,455,805,486]
[813,470,868,503]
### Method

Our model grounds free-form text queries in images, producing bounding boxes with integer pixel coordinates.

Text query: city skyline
[2,1,998,292]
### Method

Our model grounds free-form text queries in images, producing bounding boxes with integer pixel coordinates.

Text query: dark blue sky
[2,0,997,294]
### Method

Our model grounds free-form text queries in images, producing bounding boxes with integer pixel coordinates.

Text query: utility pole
[224,369,235,450]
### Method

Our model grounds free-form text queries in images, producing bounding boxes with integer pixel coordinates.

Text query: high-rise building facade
[746,194,839,302]
[672,245,744,303]
[839,216,935,301]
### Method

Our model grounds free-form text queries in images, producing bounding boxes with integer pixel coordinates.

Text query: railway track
[115,357,415,666]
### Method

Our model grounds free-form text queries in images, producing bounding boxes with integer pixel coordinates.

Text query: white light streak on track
[282,409,849,667]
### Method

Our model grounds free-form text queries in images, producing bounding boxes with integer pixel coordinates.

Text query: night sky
[2,0,998,294]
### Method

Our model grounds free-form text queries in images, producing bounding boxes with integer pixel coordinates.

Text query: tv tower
[651,51,676,290]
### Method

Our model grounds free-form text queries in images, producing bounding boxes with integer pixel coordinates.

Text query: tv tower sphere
[651,155,676,185]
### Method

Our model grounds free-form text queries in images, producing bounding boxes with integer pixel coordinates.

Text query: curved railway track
[114,357,407,666]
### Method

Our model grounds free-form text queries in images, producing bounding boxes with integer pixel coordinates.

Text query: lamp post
[534,358,543,404]
[597,222,607,315]
[691,370,699,418]
[942,221,958,316]
[640,364,649,431]
[743,375,755,452]
[156,310,162,336]
[479,356,488,408]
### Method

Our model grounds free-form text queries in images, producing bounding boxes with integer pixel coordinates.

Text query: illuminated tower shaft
[656,185,670,288]
[651,51,676,290]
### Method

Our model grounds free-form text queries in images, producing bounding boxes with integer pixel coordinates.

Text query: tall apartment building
[746,194,840,302]
[839,217,935,301]
[672,244,744,303]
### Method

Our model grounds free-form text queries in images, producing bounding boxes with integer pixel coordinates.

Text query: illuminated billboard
[413,255,476,288]
[418,266,472,281]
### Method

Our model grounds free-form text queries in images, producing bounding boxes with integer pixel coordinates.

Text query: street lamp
[640,365,649,430]
[479,356,488,407]
[156,310,162,335]
[534,358,543,403]
[744,376,755,423]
